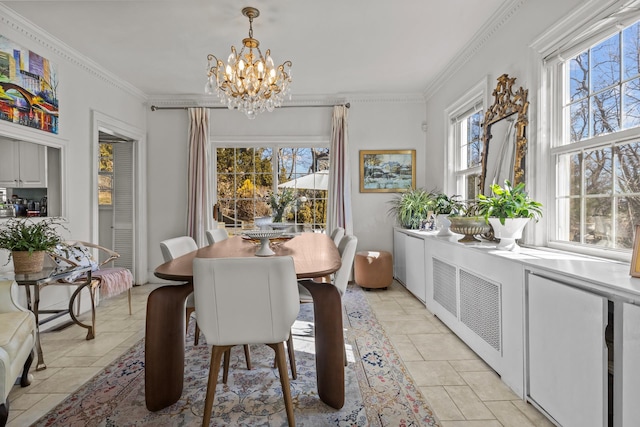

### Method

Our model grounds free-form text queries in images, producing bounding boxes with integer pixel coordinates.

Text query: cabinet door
[393,230,407,285]
[0,140,19,187]
[405,235,426,302]
[622,302,640,424]
[18,142,47,187]
[528,274,607,427]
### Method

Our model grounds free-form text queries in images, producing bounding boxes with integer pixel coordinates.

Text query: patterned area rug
[33,284,439,426]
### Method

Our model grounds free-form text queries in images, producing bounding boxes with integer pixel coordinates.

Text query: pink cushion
[92,267,133,298]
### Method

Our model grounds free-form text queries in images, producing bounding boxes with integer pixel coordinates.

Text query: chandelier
[205,7,292,119]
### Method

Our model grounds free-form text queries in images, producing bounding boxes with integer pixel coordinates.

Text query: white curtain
[187,108,212,246]
[327,105,353,235]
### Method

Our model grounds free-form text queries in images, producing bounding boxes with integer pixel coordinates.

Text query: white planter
[436,214,452,236]
[488,217,530,252]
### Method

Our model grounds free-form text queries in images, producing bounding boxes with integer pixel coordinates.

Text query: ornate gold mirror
[480,74,529,195]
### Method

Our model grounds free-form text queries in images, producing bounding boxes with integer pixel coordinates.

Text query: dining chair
[193,256,299,427]
[297,234,358,365]
[329,227,345,246]
[205,228,229,245]
[160,236,252,369]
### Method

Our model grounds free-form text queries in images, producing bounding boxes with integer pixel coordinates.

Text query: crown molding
[1,4,147,102]
[423,0,527,101]
[147,92,425,109]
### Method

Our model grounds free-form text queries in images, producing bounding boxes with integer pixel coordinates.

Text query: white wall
[0,11,147,319]
[146,97,426,273]
[423,0,585,194]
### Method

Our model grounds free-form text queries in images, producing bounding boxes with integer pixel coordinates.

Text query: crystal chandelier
[205,7,292,119]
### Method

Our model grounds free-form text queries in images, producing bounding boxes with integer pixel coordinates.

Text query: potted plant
[0,217,66,273]
[268,188,296,223]
[477,180,543,251]
[387,188,432,230]
[447,200,492,243]
[429,192,465,236]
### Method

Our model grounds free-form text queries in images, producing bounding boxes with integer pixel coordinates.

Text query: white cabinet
[527,273,607,427]
[393,229,426,302]
[393,229,407,286]
[0,139,47,188]
[405,234,426,302]
[621,302,640,425]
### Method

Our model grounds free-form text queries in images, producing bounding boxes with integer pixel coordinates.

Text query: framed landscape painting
[360,149,416,193]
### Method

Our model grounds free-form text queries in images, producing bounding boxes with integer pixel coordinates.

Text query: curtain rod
[150,103,349,111]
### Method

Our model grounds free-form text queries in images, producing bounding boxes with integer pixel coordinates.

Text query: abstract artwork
[0,35,58,134]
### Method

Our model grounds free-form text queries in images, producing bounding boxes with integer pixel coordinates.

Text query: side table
[11,266,95,371]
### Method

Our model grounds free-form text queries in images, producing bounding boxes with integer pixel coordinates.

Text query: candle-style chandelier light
[205,7,292,119]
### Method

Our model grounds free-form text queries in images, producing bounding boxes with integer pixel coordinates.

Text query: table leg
[300,280,345,409]
[145,282,193,411]
[68,275,96,340]
[28,284,46,371]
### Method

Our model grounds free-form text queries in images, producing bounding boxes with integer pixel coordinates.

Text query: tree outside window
[556,20,640,250]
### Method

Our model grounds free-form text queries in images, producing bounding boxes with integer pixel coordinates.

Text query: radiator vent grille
[433,258,457,317]
[459,269,501,351]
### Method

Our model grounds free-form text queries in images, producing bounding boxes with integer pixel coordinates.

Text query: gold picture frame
[631,224,640,277]
[359,150,416,193]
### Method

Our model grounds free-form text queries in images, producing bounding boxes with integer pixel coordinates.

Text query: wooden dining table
[148,232,344,411]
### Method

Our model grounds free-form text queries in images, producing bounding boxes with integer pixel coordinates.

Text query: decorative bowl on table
[242,229,285,256]
[448,216,492,243]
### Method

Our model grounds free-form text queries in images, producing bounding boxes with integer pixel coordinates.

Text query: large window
[552,19,640,252]
[216,146,329,231]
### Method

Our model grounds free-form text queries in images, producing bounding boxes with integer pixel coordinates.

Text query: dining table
[148,232,344,411]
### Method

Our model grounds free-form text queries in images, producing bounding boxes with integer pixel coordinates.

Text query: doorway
[92,111,147,285]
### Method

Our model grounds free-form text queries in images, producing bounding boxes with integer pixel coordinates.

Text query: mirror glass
[480,74,529,195]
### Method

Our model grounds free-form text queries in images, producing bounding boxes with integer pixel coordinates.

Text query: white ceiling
[3,0,508,98]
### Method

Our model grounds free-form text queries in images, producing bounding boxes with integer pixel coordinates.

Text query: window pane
[569,99,589,142]
[615,141,640,193]
[217,148,235,173]
[570,51,589,102]
[235,148,254,170]
[466,112,483,168]
[617,197,640,248]
[557,153,581,197]
[98,190,112,205]
[623,22,640,80]
[592,87,620,136]
[570,197,581,242]
[591,33,620,93]
[584,147,612,195]
[585,197,612,246]
[623,78,640,129]
[555,197,576,241]
[464,173,480,201]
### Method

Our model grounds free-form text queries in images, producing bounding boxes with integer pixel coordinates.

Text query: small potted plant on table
[0,217,66,273]
[477,180,543,251]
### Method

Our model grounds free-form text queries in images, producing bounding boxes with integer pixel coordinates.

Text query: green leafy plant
[0,217,66,255]
[477,180,543,225]
[387,188,432,229]
[429,192,465,215]
[268,188,296,222]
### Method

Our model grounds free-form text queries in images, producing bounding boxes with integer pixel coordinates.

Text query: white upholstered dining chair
[193,256,299,427]
[296,234,358,366]
[329,227,345,246]
[160,236,252,369]
[205,228,229,245]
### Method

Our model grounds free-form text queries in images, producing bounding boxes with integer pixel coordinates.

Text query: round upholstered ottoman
[354,250,393,290]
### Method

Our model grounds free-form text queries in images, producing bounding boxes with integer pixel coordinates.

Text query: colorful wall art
[0,35,58,134]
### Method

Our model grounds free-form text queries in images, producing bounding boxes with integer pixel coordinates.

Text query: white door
[112,141,134,273]
[527,273,607,427]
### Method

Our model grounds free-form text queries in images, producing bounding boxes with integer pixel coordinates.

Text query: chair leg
[267,342,296,427]
[222,348,231,384]
[194,324,200,346]
[343,342,348,367]
[287,334,297,380]
[21,349,34,387]
[127,288,132,315]
[243,344,252,370]
[273,330,296,380]
[202,345,232,427]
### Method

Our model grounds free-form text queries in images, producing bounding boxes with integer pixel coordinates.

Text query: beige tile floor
[6,280,554,427]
